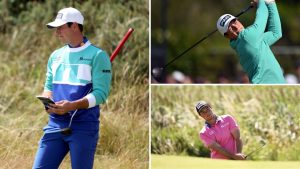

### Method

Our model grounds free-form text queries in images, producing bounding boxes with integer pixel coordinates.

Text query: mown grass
[151,86,300,160]
[152,155,300,169]
[0,0,149,169]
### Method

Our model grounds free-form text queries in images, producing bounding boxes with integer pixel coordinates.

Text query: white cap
[47,7,84,28]
[216,14,236,36]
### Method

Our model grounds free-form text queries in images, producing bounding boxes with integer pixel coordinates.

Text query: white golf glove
[265,0,275,4]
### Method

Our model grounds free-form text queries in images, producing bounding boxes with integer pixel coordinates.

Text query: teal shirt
[230,1,285,84]
[44,41,112,105]
[43,40,112,132]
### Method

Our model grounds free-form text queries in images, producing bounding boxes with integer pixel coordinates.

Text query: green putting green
[152,155,300,169]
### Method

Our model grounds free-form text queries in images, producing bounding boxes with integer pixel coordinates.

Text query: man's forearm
[251,0,268,35]
[236,138,243,153]
[71,98,89,110]
[266,2,282,38]
[209,143,236,159]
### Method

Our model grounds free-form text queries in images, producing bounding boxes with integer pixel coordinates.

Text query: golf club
[110,28,134,62]
[152,4,254,81]
[60,109,79,135]
[51,28,134,135]
[245,141,266,159]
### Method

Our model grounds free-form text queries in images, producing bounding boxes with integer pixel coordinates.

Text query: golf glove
[264,0,275,4]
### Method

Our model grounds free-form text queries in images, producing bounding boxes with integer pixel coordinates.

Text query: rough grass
[0,0,149,168]
[152,155,300,169]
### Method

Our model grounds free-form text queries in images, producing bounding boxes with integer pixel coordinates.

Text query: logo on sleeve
[80,57,92,61]
[221,122,229,128]
[102,69,111,73]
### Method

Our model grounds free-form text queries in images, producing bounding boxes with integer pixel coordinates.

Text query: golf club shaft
[163,29,217,69]
[236,4,254,18]
[245,143,265,158]
[110,28,134,62]
[162,4,253,70]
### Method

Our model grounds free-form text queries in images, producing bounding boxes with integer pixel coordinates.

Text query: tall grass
[0,0,149,168]
[151,86,300,161]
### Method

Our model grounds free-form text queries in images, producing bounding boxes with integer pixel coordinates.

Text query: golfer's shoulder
[238,29,248,40]
[88,42,105,53]
[50,46,68,57]
[199,125,210,135]
[241,27,260,42]
[199,127,207,135]
[88,43,109,57]
[220,114,234,121]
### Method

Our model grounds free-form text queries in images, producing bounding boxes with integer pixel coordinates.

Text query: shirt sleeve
[85,50,112,107]
[44,53,54,92]
[200,130,215,147]
[262,2,282,46]
[242,0,268,42]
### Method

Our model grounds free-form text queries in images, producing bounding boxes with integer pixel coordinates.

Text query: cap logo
[56,13,63,19]
[196,103,203,112]
[219,15,231,27]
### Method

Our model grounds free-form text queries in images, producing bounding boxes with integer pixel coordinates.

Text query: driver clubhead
[152,67,165,83]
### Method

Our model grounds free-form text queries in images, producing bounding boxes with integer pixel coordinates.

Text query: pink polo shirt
[199,115,239,159]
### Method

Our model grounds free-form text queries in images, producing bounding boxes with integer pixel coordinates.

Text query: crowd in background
[152,60,300,84]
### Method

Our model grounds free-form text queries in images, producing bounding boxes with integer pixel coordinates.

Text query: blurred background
[151,86,300,168]
[151,0,300,83]
[0,0,148,169]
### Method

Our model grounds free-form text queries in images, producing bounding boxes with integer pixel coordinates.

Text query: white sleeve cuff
[265,0,275,4]
[84,93,97,108]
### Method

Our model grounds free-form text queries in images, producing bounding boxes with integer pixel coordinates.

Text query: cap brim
[46,20,67,28]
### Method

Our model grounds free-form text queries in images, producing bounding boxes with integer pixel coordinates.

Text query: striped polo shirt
[43,39,111,133]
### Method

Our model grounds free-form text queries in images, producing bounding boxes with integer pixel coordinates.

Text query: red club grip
[110,28,134,62]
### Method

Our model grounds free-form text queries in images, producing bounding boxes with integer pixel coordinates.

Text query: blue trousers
[32,130,99,169]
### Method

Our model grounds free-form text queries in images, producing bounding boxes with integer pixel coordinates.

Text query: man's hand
[233,153,247,160]
[46,100,76,115]
[46,98,89,115]
[251,0,258,8]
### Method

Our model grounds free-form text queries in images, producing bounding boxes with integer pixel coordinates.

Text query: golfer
[196,101,246,160]
[217,0,285,84]
[32,7,112,169]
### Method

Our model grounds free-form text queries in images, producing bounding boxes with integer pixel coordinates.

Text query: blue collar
[205,116,221,128]
[68,37,88,48]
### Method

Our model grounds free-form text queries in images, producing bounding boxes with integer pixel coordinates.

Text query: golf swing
[196,101,246,160]
[153,0,285,84]
[218,0,285,83]
[196,101,267,160]
[152,4,254,80]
